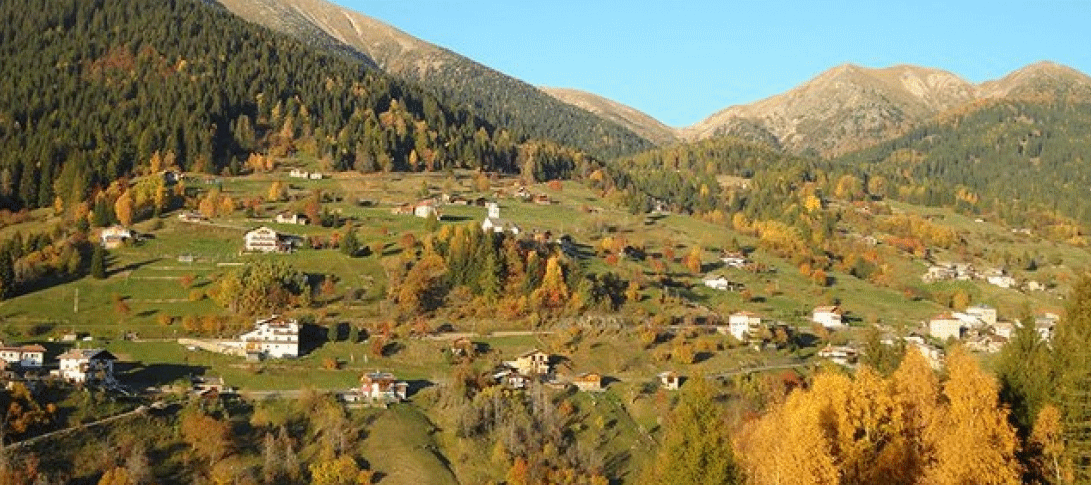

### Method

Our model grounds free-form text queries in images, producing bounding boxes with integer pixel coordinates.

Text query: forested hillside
[833,99,1091,238]
[212,0,657,160]
[0,0,588,212]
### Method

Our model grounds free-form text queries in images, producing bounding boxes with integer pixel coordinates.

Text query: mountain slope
[0,0,589,211]
[541,87,678,146]
[686,62,1091,158]
[684,64,978,156]
[214,0,656,159]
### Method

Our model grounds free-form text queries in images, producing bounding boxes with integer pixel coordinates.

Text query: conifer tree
[91,245,107,279]
[0,247,13,299]
[1055,274,1091,482]
[997,306,1052,434]
[645,377,741,485]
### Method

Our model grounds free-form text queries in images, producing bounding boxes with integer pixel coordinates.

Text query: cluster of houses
[274,212,308,225]
[288,168,324,180]
[922,262,1020,289]
[392,199,442,219]
[928,306,1057,353]
[0,340,119,386]
[702,252,759,291]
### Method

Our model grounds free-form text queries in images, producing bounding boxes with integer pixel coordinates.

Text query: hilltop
[684,62,1091,156]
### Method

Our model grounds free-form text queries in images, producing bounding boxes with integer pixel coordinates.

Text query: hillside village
[3,0,1091,483]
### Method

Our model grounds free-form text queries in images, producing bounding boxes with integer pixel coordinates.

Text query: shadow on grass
[120,362,208,388]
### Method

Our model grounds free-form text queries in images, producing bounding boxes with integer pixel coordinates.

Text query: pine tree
[645,377,741,485]
[1055,274,1091,483]
[91,245,107,279]
[998,307,1052,434]
[0,247,13,299]
[340,228,359,257]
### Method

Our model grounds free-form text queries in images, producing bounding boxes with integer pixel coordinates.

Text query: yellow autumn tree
[921,348,1022,485]
[1028,404,1069,484]
[114,189,134,226]
[531,256,568,310]
[96,467,133,485]
[737,381,840,485]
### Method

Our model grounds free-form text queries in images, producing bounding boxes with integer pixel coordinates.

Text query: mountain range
[214,0,1091,159]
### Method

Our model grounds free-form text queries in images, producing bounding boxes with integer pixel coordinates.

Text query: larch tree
[113,189,134,226]
[531,256,568,310]
[922,348,1022,485]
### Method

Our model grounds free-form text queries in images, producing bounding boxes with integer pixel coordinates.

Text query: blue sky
[338,0,1090,127]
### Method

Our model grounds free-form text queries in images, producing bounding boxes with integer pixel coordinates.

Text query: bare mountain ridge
[541,87,678,146]
[686,61,1091,156]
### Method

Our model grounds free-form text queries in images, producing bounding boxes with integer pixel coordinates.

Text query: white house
[100,225,133,249]
[55,349,117,384]
[244,226,288,253]
[359,371,408,403]
[812,306,844,329]
[966,305,998,326]
[929,314,964,341]
[658,371,681,391]
[720,252,748,268]
[703,276,731,291]
[414,201,440,219]
[0,344,45,368]
[238,315,299,358]
[481,202,519,235]
[274,212,308,225]
[727,311,762,341]
[493,367,531,389]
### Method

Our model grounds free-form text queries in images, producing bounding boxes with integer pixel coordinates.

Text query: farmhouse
[703,275,742,292]
[274,212,308,225]
[720,252,748,268]
[177,211,208,222]
[727,311,762,341]
[929,314,963,341]
[55,349,117,384]
[493,367,531,389]
[572,372,604,392]
[244,226,291,253]
[658,371,681,391]
[812,306,844,329]
[358,371,408,403]
[817,344,859,366]
[0,343,46,368]
[414,200,441,219]
[505,349,551,376]
[238,315,300,358]
[100,225,133,249]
